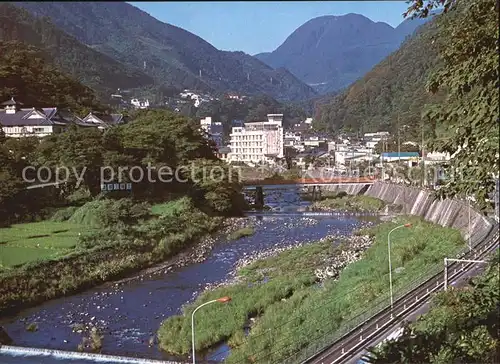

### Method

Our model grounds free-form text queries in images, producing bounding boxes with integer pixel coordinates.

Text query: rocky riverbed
[314,234,373,281]
[203,218,376,292]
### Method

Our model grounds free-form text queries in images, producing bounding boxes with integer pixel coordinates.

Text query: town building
[381,152,420,166]
[200,117,224,149]
[363,131,390,149]
[228,114,284,165]
[216,146,231,162]
[0,98,75,138]
[425,151,450,164]
[131,98,150,109]
[284,131,302,148]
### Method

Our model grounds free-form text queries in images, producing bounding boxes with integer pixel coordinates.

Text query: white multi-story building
[200,117,224,149]
[229,114,284,165]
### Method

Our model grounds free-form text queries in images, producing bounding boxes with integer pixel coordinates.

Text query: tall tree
[406,0,499,207]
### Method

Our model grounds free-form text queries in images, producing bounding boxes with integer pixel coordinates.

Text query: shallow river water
[0,188,373,364]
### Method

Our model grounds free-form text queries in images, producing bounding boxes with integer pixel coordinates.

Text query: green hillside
[0,3,155,98]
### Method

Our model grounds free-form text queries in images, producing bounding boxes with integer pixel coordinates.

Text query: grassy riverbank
[0,197,224,316]
[0,198,191,269]
[311,194,385,212]
[157,216,464,363]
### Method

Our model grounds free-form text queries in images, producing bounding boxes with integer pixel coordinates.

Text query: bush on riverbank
[157,216,464,363]
[311,195,385,212]
[228,226,255,240]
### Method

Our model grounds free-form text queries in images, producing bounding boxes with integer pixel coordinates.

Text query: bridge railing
[243,177,376,186]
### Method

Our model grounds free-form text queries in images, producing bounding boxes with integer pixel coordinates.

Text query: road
[303,227,499,364]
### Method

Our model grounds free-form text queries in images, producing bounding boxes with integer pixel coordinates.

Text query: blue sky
[129,1,411,55]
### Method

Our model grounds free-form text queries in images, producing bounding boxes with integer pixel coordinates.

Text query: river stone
[0,326,13,344]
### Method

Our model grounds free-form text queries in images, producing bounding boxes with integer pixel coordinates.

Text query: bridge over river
[243,177,376,189]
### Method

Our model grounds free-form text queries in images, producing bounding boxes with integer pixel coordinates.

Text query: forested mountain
[12,1,317,102]
[255,13,437,94]
[0,3,154,99]
[313,16,445,140]
[0,40,104,115]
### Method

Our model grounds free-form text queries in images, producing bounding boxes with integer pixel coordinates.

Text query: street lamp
[191,296,231,364]
[387,223,412,318]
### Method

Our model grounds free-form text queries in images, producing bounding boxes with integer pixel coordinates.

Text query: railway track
[300,226,499,364]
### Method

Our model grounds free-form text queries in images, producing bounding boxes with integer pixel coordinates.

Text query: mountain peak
[255,12,434,94]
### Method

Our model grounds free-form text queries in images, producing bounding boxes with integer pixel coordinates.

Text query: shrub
[50,206,79,222]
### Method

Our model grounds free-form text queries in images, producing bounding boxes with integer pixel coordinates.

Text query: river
[0,188,374,364]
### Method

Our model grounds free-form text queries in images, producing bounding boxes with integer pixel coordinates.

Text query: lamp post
[191,296,231,364]
[387,223,412,317]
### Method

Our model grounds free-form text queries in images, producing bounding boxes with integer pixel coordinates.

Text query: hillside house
[77,112,125,129]
[0,98,75,138]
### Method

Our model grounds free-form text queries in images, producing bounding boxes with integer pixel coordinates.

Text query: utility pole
[398,115,406,214]
[421,118,426,188]
[467,197,472,252]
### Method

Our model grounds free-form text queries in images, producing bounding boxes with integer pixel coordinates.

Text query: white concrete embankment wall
[364,182,494,243]
[0,345,185,364]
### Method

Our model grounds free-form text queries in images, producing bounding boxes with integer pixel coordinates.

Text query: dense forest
[1,108,245,225]
[13,2,317,102]
[0,40,104,114]
[192,94,308,139]
[0,3,154,99]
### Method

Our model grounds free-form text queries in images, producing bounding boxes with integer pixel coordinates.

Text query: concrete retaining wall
[364,182,494,242]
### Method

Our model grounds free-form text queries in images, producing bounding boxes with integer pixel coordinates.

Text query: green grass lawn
[0,221,88,268]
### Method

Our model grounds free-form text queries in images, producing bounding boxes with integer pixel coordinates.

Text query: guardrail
[244,177,376,186]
